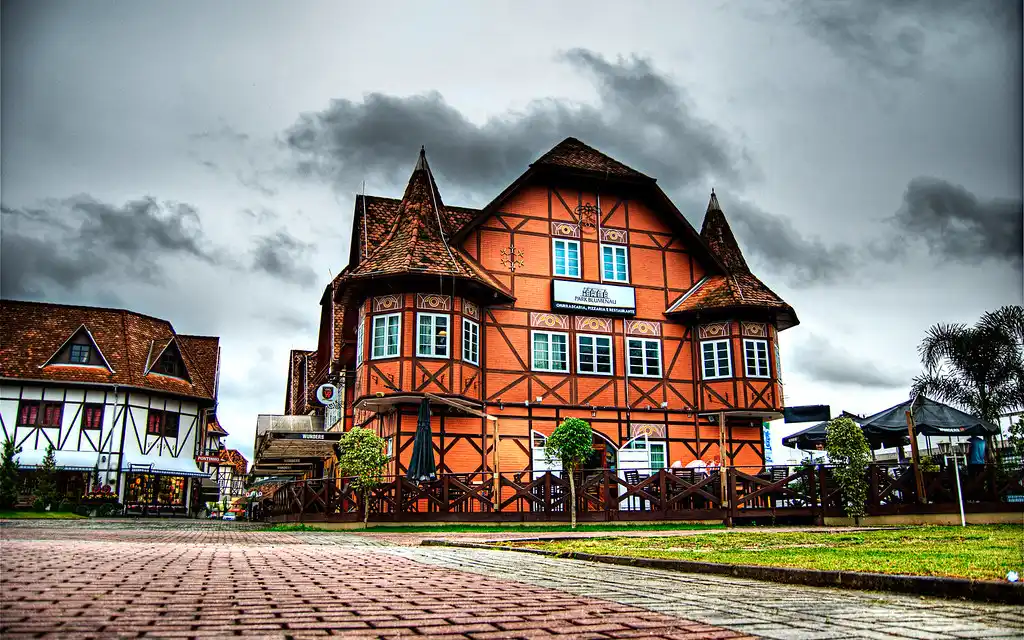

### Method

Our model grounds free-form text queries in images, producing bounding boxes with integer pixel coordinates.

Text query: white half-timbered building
[0,300,221,514]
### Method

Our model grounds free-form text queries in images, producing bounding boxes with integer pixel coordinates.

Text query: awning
[121,454,209,478]
[17,449,102,471]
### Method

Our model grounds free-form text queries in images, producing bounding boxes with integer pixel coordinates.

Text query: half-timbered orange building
[284,138,798,481]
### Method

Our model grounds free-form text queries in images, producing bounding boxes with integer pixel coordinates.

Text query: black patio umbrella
[406,397,437,483]
[782,411,907,451]
[858,395,999,438]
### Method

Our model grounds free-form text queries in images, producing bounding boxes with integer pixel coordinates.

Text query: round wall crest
[315,383,339,405]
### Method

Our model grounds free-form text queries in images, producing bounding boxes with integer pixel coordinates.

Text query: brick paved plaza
[1,521,1021,640]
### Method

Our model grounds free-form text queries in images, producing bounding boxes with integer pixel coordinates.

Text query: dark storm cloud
[0,195,222,297]
[249,230,318,286]
[792,335,913,389]
[726,199,851,286]
[791,0,1022,77]
[284,49,745,199]
[890,177,1023,266]
[719,178,1022,287]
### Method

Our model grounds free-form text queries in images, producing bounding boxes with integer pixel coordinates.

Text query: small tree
[544,417,594,529]
[337,427,390,526]
[1008,416,1024,459]
[0,437,22,510]
[824,416,870,521]
[35,443,59,510]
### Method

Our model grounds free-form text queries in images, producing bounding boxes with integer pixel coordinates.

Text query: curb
[421,539,1024,605]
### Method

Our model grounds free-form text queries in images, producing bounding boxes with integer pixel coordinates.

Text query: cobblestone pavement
[1,522,1021,640]
[387,545,1024,640]
[0,523,750,639]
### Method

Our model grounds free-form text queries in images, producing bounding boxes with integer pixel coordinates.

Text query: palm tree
[912,305,1024,424]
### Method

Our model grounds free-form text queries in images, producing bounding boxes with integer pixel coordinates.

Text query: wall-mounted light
[660,402,669,409]
[536,396,544,403]
[497,398,504,411]
[591,405,597,418]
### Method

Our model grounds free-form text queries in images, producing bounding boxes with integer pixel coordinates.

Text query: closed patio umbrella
[406,397,437,483]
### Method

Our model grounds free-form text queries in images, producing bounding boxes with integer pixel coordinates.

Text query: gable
[41,324,114,371]
[146,338,192,382]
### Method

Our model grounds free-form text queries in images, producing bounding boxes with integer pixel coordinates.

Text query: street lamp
[941,441,968,527]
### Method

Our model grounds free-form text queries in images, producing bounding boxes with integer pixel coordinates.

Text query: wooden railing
[265,463,1024,524]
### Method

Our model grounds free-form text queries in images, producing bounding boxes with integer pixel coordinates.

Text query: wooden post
[718,411,728,510]
[492,418,500,510]
[905,410,927,504]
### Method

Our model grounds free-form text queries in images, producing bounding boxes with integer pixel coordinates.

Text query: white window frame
[600,243,629,283]
[552,238,581,278]
[701,339,732,379]
[626,337,662,378]
[462,318,480,366]
[743,339,771,378]
[355,317,365,366]
[416,312,450,359]
[576,333,613,375]
[371,313,401,360]
[531,330,569,373]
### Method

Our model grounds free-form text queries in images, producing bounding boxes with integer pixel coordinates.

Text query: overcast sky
[3,1,1021,463]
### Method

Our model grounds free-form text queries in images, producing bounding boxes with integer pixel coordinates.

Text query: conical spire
[700,190,749,274]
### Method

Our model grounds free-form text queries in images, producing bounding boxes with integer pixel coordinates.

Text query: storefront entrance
[124,473,188,512]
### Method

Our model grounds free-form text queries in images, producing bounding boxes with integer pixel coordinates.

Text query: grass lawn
[265,522,725,534]
[509,525,1024,581]
[0,510,85,519]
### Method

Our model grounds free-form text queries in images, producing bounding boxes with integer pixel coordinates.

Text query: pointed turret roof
[346,148,512,299]
[700,189,750,274]
[667,191,799,330]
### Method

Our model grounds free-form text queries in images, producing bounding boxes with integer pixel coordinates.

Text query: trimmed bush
[32,497,46,512]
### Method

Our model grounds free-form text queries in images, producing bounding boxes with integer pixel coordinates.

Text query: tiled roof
[0,300,220,400]
[219,448,248,476]
[346,149,512,298]
[532,137,649,179]
[667,193,798,329]
[285,348,317,415]
[207,417,229,436]
[351,196,479,264]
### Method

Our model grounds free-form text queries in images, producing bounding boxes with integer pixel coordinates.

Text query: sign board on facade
[315,383,339,405]
[551,280,636,316]
[276,432,342,441]
[196,455,221,464]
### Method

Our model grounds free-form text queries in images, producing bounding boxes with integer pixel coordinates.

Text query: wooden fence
[262,463,1024,524]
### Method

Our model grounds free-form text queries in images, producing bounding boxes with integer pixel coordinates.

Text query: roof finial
[414,145,428,171]
[711,187,715,196]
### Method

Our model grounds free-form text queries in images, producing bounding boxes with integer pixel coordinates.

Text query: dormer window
[149,340,189,380]
[70,344,91,364]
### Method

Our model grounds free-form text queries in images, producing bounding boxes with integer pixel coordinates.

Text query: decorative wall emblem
[699,322,730,339]
[741,322,767,337]
[600,227,628,244]
[500,242,525,273]
[372,295,402,312]
[574,316,613,333]
[463,300,479,319]
[416,293,452,311]
[625,319,661,336]
[574,202,599,231]
[630,423,667,439]
[550,221,580,238]
[530,312,569,330]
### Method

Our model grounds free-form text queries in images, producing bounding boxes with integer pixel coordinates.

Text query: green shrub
[0,437,22,510]
[919,456,940,473]
[58,499,75,513]
[74,504,91,517]
[32,497,46,512]
[824,416,870,520]
[98,502,122,517]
